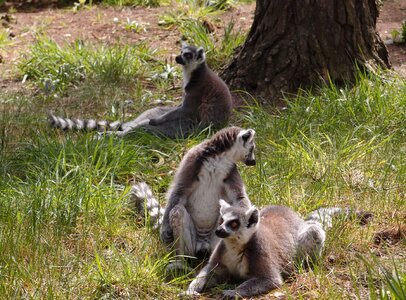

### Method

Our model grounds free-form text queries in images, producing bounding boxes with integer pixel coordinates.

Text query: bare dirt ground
[0,0,405,93]
[376,0,406,76]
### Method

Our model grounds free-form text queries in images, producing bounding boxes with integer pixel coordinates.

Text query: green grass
[71,0,238,11]
[19,37,160,96]
[158,8,219,30]
[2,67,405,298]
[0,112,188,297]
[0,29,12,49]
[236,73,405,208]
[99,0,162,7]
[158,1,246,69]
[157,0,232,30]
[180,19,246,69]
[1,5,406,298]
[358,254,406,300]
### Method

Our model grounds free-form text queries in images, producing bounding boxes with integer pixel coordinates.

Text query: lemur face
[215,200,259,242]
[175,43,206,69]
[237,129,256,166]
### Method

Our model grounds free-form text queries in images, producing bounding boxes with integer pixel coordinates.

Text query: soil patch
[376,0,406,76]
[374,225,406,246]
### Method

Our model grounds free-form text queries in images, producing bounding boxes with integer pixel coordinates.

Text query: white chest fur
[187,156,235,232]
[221,242,249,279]
[183,68,192,88]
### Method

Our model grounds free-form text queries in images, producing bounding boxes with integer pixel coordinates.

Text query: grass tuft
[100,0,162,7]
[180,19,246,69]
[19,36,159,95]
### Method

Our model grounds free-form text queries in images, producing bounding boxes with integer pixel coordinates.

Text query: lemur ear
[246,206,259,228]
[241,130,252,142]
[219,199,230,214]
[196,47,205,61]
[241,129,255,142]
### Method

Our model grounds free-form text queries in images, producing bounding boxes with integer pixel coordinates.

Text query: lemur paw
[178,291,200,299]
[149,118,160,126]
[196,241,211,260]
[222,290,240,299]
[166,260,192,281]
[160,228,174,244]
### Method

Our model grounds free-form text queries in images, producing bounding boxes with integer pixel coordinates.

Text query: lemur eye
[219,218,224,225]
[183,53,192,59]
[230,221,239,230]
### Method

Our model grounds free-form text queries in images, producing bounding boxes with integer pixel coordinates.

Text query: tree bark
[222,0,390,104]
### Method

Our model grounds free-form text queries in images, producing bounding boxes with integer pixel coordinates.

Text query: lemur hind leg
[296,221,326,265]
[166,204,198,272]
[224,275,282,299]
[96,107,173,138]
[122,106,196,138]
[99,106,196,138]
[120,107,173,134]
[139,118,196,139]
[169,204,197,257]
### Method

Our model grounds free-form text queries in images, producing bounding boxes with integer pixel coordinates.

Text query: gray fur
[48,44,232,139]
[183,201,371,298]
[131,127,256,262]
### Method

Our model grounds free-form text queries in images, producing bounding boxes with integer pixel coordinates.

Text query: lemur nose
[175,55,184,65]
[215,228,229,238]
[245,158,256,166]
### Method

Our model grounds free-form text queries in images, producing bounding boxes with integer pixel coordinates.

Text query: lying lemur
[182,200,372,299]
[48,43,232,138]
[130,127,256,264]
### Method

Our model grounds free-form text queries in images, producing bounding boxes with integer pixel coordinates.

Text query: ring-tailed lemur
[182,200,372,298]
[130,126,256,262]
[48,43,233,139]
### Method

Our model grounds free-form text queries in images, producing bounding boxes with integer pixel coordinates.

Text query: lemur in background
[48,43,233,139]
[182,200,372,299]
[130,127,256,266]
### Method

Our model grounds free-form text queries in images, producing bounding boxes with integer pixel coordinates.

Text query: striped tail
[48,114,123,132]
[306,207,373,228]
[129,182,165,230]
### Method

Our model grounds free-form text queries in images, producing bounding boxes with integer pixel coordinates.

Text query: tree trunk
[222,0,390,104]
